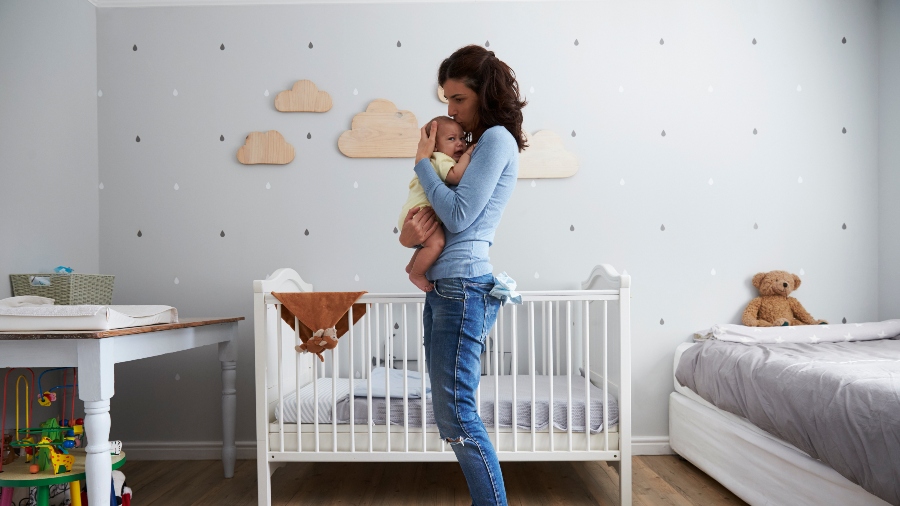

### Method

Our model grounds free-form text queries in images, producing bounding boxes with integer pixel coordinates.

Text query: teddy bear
[2,434,17,465]
[295,327,338,361]
[742,270,827,327]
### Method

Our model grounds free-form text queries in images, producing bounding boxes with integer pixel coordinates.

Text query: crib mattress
[0,305,178,331]
[274,374,618,434]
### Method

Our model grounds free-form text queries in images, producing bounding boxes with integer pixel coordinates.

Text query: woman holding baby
[399,45,527,506]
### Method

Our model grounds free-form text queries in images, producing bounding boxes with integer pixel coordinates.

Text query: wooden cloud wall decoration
[275,80,333,112]
[518,130,579,178]
[237,130,295,165]
[338,99,419,158]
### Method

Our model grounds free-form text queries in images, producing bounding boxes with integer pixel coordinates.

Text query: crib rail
[254,266,631,505]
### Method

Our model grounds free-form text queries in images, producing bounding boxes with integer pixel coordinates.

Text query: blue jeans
[423,274,507,506]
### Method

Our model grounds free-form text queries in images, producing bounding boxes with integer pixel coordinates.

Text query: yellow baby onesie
[397,152,456,230]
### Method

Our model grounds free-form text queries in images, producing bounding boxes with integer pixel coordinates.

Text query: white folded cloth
[0,303,179,331]
[0,296,55,308]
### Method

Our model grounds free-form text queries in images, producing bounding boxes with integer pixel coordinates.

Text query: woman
[399,45,527,506]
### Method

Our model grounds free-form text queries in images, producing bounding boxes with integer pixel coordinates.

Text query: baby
[399,116,475,291]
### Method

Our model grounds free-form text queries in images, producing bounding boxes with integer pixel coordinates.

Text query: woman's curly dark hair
[438,45,528,152]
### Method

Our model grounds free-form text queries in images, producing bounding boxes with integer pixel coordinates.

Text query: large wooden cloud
[237,130,294,165]
[275,80,332,112]
[338,99,419,158]
[518,130,579,178]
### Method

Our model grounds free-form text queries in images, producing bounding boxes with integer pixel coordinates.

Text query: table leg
[219,338,237,478]
[70,480,82,506]
[36,485,49,506]
[0,487,12,506]
[78,339,114,506]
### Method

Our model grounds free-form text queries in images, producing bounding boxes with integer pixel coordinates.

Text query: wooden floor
[119,456,747,505]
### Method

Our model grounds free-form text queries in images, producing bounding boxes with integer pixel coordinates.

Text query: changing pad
[0,305,179,331]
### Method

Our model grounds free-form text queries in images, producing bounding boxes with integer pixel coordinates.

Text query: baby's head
[425,116,466,162]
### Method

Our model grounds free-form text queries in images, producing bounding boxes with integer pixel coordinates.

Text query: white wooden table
[0,317,241,505]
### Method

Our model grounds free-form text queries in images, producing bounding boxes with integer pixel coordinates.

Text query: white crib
[253,265,632,505]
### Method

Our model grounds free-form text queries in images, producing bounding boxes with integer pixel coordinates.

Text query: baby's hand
[464,143,476,155]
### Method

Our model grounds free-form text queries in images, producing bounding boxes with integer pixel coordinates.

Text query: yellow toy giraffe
[38,437,74,474]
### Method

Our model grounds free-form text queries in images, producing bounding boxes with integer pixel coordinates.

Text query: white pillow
[353,367,431,398]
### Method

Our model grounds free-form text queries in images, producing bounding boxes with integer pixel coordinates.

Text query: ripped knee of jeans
[444,435,474,446]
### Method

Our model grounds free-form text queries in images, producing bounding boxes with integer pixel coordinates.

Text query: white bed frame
[253,265,632,505]
[669,343,890,506]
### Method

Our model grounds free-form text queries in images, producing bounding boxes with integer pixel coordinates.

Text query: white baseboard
[632,436,672,455]
[123,440,256,460]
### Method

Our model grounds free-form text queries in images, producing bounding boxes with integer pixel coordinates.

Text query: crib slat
[295,317,302,455]
[418,302,426,452]
[493,321,499,448]
[332,332,338,453]
[385,303,392,453]
[603,300,609,452]
[566,301,573,451]
[548,301,554,452]
[583,300,590,452]
[313,344,320,452]
[277,304,284,453]
[529,301,536,451]
[499,308,504,376]
[542,302,547,376]
[367,304,373,452]
[556,301,561,377]
[349,305,355,453]
[511,304,518,453]
[402,303,409,453]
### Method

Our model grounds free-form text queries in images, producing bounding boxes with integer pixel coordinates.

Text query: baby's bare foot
[405,259,414,274]
[409,272,434,292]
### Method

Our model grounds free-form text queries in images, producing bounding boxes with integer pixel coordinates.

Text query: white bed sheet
[670,342,889,506]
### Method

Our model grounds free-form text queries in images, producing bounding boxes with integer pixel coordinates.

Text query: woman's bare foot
[409,272,434,292]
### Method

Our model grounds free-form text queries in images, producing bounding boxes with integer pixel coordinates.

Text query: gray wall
[879,0,900,320]
[0,0,99,298]
[95,0,883,446]
[0,0,98,428]
[98,0,879,440]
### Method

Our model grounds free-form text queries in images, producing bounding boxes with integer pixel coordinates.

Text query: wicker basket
[10,274,115,305]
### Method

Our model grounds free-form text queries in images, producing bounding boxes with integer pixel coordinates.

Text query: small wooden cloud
[437,85,448,104]
[275,80,332,112]
[518,131,579,178]
[237,130,294,165]
[338,99,419,158]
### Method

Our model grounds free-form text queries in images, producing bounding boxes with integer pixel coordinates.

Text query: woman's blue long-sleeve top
[414,125,519,281]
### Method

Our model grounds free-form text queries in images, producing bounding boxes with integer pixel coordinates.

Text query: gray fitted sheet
[276,374,618,433]
[676,337,900,505]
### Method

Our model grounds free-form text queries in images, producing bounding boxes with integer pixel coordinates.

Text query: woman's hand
[415,121,437,164]
[399,206,439,247]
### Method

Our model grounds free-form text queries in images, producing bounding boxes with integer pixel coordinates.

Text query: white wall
[879,0,900,320]
[93,0,882,449]
[0,0,98,427]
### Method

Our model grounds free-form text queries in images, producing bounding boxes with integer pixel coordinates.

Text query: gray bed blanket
[675,337,900,505]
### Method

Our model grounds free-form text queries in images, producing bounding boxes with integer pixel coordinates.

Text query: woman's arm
[414,128,514,233]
